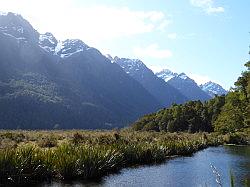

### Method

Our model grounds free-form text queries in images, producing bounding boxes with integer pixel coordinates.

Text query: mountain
[156,69,211,101]
[108,56,188,107]
[0,12,162,129]
[156,69,178,82]
[200,81,228,97]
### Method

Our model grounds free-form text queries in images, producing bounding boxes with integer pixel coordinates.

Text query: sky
[0,0,249,89]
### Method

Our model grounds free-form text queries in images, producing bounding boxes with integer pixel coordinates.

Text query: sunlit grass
[0,129,245,186]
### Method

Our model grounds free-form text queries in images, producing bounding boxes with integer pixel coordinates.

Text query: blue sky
[0,0,249,89]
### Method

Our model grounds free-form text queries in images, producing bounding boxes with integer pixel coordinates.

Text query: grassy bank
[0,130,248,186]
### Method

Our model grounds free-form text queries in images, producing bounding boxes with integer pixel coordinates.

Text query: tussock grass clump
[0,145,51,186]
[52,143,127,179]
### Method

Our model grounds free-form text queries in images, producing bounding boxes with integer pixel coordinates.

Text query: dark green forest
[132,61,250,134]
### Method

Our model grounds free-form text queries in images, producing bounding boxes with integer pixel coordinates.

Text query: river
[40,146,250,187]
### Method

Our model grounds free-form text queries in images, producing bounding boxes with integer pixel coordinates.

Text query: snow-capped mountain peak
[155,69,178,82]
[39,32,57,45]
[178,73,188,80]
[156,70,196,84]
[200,81,228,97]
[39,32,58,53]
[0,13,94,59]
[55,39,90,58]
[39,36,91,58]
[156,69,211,101]
[109,56,145,74]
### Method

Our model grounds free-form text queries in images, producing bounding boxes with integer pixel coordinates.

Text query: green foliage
[234,61,250,98]
[223,133,248,145]
[214,61,250,133]
[214,93,245,133]
[132,97,225,133]
[132,61,250,134]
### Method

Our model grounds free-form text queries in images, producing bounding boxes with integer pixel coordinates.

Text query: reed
[230,170,235,187]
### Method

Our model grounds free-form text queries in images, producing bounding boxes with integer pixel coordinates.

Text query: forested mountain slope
[0,13,162,129]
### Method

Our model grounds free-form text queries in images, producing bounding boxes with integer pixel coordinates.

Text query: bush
[223,133,247,145]
[72,132,84,144]
[37,136,57,148]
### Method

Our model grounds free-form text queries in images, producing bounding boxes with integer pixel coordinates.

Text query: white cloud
[157,20,172,32]
[188,73,211,85]
[0,0,171,46]
[190,0,224,14]
[206,6,224,14]
[147,11,165,22]
[167,33,177,39]
[133,44,173,59]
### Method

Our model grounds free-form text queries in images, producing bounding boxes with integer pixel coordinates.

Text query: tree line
[132,61,250,134]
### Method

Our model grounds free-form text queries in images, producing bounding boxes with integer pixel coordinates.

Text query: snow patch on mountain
[105,54,115,63]
[39,33,56,45]
[117,58,144,74]
[54,41,63,53]
[0,13,93,59]
[178,73,188,80]
[39,32,58,54]
[0,25,27,43]
[155,69,178,82]
[107,55,145,74]
[38,34,91,58]
[156,69,227,98]
[0,25,26,39]
[55,39,90,58]
[0,12,40,45]
[1,32,26,40]
[156,69,198,85]
[156,69,212,101]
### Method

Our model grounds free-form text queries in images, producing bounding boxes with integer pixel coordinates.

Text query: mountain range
[156,69,227,100]
[0,12,162,129]
[0,12,227,129]
[106,56,188,106]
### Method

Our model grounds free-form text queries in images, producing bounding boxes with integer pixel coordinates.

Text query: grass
[0,129,247,186]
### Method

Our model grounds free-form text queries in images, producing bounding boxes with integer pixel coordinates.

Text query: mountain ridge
[156,69,212,101]
[200,81,228,97]
[0,12,227,130]
[107,55,188,107]
[0,12,162,129]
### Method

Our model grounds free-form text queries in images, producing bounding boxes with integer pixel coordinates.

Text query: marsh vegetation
[0,130,239,186]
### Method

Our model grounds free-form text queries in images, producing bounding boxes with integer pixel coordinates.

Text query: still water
[41,146,250,187]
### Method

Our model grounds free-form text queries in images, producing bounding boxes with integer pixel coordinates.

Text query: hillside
[109,56,188,106]
[0,13,162,129]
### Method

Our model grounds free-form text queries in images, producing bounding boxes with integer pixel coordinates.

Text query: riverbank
[0,130,248,186]
[87,146,249,187]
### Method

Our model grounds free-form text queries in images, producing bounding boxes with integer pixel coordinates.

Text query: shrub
[37,137,57,148]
